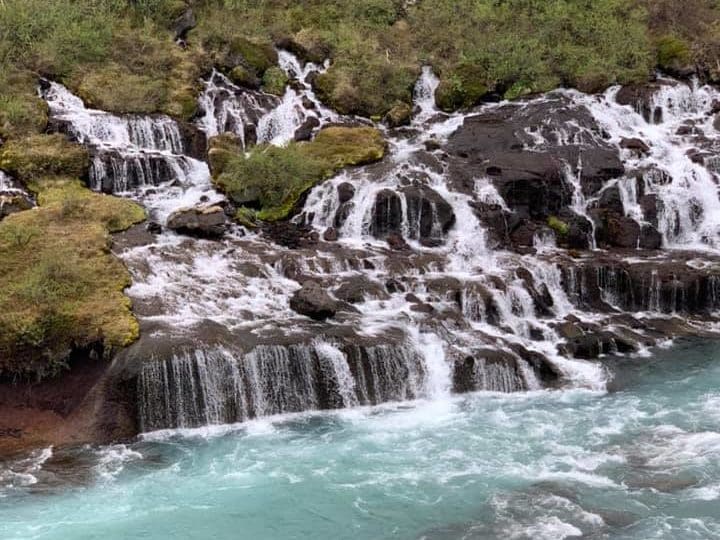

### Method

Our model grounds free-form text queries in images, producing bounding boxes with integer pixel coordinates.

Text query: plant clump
[213,126,385,222]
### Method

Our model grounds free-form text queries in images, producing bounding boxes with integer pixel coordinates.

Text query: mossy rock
[73,63,169,115]
[224,37,277,76]
[262,66,289,96]
[230,65,261,89]
[0,178,145,379]
[214,126,385,222]
[435,66,489,112]
[314,62,416,118]
[656,35,692,73]
[207,133,244,176]
[385,101,413,127]
[0,135,89,181]
[548,216,570,237]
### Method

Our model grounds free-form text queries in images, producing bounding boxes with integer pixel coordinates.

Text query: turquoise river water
[2,339,720,539]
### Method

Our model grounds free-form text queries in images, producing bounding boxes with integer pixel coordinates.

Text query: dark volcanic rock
[290,281,341,321]
[401,185,455,245]
[615,84,665,124]
[294,116,320,142]
[0,192,33,220]
[369,189,403,238]
[263,221,317,249]
[446,95,623,248]
[166,206,227,239]
[173,9,197,41]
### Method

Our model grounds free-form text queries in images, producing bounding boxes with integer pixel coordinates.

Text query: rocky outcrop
[0,191,33,220]
[166,205,227,239]
[290,281,342,320]
[446,95,624,250]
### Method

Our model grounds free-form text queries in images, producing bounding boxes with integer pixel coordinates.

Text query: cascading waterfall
[138,340,440,432]
[41,80,211,202]
[38,55,720,434]
[570,80,720,250]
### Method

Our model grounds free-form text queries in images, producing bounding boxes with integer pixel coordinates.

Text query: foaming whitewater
[569,79,720,250]
[4,341,720,539]
[37,59,720,440]
[41,80,215,220]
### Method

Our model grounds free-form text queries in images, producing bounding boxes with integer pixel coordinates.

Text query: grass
[0,177,146,379]
[1,0,719,133]
[213,126,385,221]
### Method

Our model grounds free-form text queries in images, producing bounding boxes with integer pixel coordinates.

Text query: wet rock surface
[166,205,227,239]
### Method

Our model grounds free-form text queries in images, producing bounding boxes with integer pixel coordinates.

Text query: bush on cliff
[0,178,146,379]
[214,126,385,222]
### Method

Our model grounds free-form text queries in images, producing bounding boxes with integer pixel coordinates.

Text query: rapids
[2,340,720,539]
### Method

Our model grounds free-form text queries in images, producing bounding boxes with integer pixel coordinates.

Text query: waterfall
[138,339,442,432]
[197,69,279,147]
[573,80,720,250]
[41,58,720,437]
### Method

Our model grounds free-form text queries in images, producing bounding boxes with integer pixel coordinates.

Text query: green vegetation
[214,126,385,221]
[0,177,146,379]
[2,0,720,130]
[0,0,204,132]
[0,134,89,180]
[548,216,570,237]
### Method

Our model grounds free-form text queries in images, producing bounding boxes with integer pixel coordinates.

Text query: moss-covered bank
[0,168,145,379]
[212,126,385,222]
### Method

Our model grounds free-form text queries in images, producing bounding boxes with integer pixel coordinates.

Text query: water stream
[2,340,720,539]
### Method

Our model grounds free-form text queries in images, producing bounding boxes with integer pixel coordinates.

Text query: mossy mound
[214,126,385,222]
[0,69,48,139]
[0,178,146,379]
[262,66,289,96]
[0,135,89,181]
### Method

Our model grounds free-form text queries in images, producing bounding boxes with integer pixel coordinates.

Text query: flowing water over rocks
[32,56,720,435]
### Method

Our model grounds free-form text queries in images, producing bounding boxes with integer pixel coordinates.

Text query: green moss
[656,35,692,70]
[74,64,169,115]
[227,37,277,76]
[214,126,385,222]
[385,101,412,127]
[548,216,570,237]
[0,178,145,379]
[0,135,89,181]
[207,134,244,177]
[229,65,260,88]
[262,66,289,96]
[0,70,48,139]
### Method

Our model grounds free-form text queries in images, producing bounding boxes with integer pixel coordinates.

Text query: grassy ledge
[211,126,385,222]
[0,176,146,380]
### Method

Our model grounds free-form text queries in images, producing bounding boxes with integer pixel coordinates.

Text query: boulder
[290,281,340,320]
[401,185,455,245]
[294,116,320,142]
[173,9,197,41]
[369,189,403,239]
[0,192,33,220]
[620,137,650,155]
[615,84,665,124]
[166,206,227,239]
[385,101,412,128]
